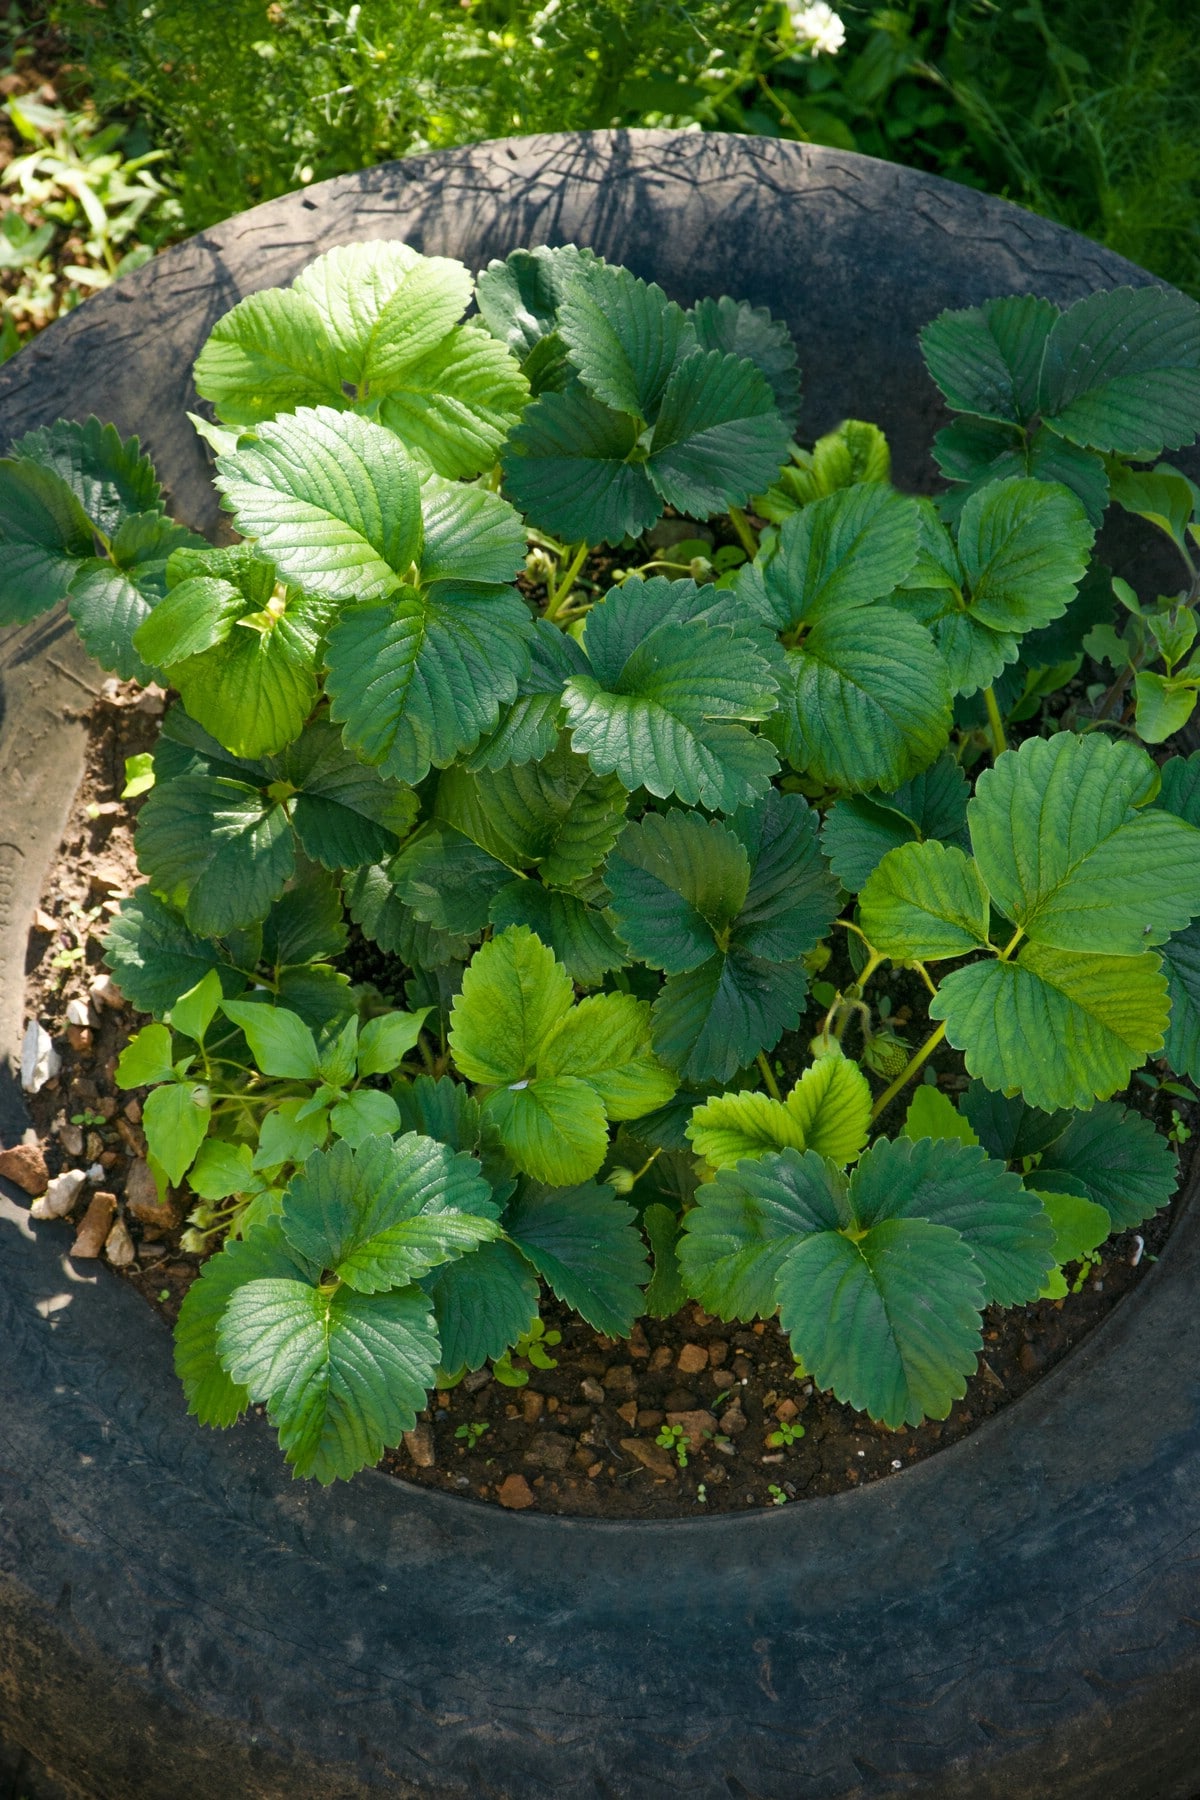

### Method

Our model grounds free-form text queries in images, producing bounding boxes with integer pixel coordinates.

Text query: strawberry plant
[4,238,1200,1477]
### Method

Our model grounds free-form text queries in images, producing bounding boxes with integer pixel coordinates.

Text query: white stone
[31,1168,87,1220]
[20,1021,60,1093]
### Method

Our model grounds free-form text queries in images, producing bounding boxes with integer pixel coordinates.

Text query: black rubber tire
[2,131,1199,1800]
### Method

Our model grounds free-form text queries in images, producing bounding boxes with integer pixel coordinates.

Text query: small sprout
[695,1482,708,1504]
[656,1422,689,1469]
[454,1421,490,1450]
[157,1288,170,1303]
[766,1419,806,1448]
[121,752,155,798]
[767,1483,789,1506]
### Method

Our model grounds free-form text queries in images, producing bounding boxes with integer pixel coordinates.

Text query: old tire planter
[1,131,1199,1800]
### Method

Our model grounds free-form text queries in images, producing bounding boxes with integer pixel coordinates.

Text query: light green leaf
[188,1138,257,1201]
[254,1098,330,1170]
[329,1090,403,1148]
[116,1023,176,1089]
[1033,1189,1111,1273]
[217,1275,440,1483]
[687,1089,808,1168]
[968,733,1200,953]
[754,419,890,523]
[193,285,343,424]
[859,840,991,960]
[222,999,320,1078]
[955,478,1093,634]
[292,239,473,385]
[376,320,529,480]
[167,969,225,1042]
[143,1079,212,1185]
[901,1086,979,1147]
[484,1077,610,1187]
[1134,671,1197,744]
[785,1054,873,1164]
[215,407,423,601]
[504,1179,648,1337]
[1110,464,1197,553]
[449,924,574,1085]
[931,944,1169,1112]
[538,991,676,1120]
[356,1009,430,1077]
[1038,286,1200,454]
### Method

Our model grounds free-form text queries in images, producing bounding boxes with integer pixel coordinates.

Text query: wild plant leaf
[1034,1191,1112,1289]
[1038,286,1200,454]
[920,296,1058,425]
[501,382,660,544]
[489,881,626,987]
[218,1274,440,1483]
[931,945,1169,1112]
[254,1098,331,1170]
[103,887,243,1017]
[222,999,320,1078]
[504,1179,648,1336]
[168,969,225,1043]
[436,735,628,888]
[821,754,969,891]
[606,794,836,1082]
[215,407,424,600]
[741,485,920,632]
[686,294,801,429]
[1110,463,1197,552]
[1033,1103,1177,1232]
[279,1133,499,1294]
[328,1089,403,1147]
[564,580,779,812]
[859,840,991,960]
[115,1023,176,1088]
[901,1085,979,1147]
[465,619,587,771]
[325,579,534,786]
[557,260,687,418]
[968,734,1200,954]
[422,1239,540,1371]
[356,1009,429,1078]
[769,605,953,792]
[174,1222,311,1427]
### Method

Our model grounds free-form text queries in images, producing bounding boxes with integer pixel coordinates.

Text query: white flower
[785,0,846,56]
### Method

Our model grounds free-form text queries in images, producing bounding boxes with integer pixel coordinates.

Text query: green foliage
[21,233,1195,1476]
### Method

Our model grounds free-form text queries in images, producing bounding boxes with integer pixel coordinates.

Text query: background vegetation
[1,0,1198,358]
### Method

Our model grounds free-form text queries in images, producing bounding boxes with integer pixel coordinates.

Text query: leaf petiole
[545,540,590,622]
[868,1021,948,1122]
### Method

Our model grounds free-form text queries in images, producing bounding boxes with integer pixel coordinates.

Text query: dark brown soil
[12,678,1186,1516]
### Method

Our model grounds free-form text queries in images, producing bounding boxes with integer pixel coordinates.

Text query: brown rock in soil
[520,1390,545,1424]
[616,1401,638,1426]
[0,1142,49,1196]
[523,1432,573,1471]
[497,1474,535,1510]
[666,1409,717,1451]
[104,1215,136,1267]
[403,1424,436,1468]
[649,1345,673,1372]
[579,1377,604,1404]
[71,1190,116,1259]
[775,1397,799,1422]
[620,1438,676,1480]
[677,1342,708,1375]
[719,1400,748,1437]
[124,1157,180,1228]
[88,974,124,1011]
[602,1363,634,1393]
[636,1409,664,1430]
[708,1340,729,1367]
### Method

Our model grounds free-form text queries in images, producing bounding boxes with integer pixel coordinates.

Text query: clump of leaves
[7,239,1200,1481]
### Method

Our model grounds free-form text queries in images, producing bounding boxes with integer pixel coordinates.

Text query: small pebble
[20,1021,60,1093]
[580,1377,605,1404]
[403,1424,436,1468]
[31,1167,87,1219]
[677,1343,708,1374]
[104,1215,136,1267]
[0,1141,49,1196]
[71,1189,116,1258]
[497,1474,535,1510]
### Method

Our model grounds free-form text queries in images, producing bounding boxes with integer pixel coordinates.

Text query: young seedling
[656,1423,690,1470]
[454,1421,490,1451]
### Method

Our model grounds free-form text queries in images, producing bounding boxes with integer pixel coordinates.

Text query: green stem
[869,1021,948,1123]
[545,541,589,622]
[756,1050,783,1102]
[983,685,1007,759]
[728,505,759,559]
